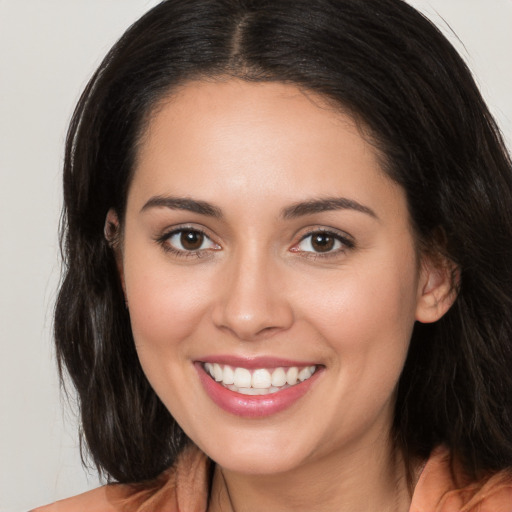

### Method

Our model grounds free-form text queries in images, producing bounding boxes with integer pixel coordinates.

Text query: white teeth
[252,369,272,389]
[233,367,252,388]
[298,367,312,382]
[213,363,223,382]
[271,367,287,387]
[204,363,318,392]
[222,365,235,385]
[239,387,266,395]
[286,366,299,385]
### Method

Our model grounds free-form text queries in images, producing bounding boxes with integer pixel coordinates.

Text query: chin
[212,447,307,476]
[193,424,319,476]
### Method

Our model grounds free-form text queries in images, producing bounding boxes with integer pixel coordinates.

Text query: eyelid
[290,227,355,256]
[155,224,221,257]
[168,230,218,251]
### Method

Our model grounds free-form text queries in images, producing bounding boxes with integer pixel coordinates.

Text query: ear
[415,254,458,324]
[104,208,126,294]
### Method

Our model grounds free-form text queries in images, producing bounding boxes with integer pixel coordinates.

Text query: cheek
[123,249,213,352]
[301,260,417,333]
[295,252,419,376]
[123,254,216,413]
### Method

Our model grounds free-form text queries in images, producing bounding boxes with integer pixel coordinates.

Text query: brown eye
[311,233,335,252]
[180,230,204,250]
[165,229,219,253]
[294,230,351,255]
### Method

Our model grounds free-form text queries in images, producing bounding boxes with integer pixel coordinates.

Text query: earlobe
[415,255,459,324]
[104,208,126,293]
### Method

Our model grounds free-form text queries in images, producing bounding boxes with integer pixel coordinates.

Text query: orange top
[33,445,512,512]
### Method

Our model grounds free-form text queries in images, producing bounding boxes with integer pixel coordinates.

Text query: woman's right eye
[160,228,220,256]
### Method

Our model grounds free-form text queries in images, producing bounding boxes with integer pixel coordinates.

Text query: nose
[211,249,294,341]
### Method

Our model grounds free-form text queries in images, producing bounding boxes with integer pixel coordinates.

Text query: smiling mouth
[203,363,318,396]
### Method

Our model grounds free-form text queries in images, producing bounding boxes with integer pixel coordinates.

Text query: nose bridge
[213,242,293,340]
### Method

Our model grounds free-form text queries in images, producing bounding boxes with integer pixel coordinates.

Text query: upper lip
[197,355,320,369]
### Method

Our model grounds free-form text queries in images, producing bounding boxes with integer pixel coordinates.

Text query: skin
[110,79,455,512]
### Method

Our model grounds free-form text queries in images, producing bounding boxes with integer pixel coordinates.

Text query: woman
[36,0,512,510]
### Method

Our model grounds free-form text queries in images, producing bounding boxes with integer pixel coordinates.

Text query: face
[115,79,448,476]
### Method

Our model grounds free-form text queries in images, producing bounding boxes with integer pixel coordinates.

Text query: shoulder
[30,484,134,512]
[411,446,512,512]
[30,444,210,512]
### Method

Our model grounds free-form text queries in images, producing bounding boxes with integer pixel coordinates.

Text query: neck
[208,437,412,512]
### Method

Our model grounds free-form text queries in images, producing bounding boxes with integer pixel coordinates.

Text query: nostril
[215,322,286,342]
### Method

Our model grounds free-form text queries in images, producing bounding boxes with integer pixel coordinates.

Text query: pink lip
[198,354,318,369]
[195,361,323,418]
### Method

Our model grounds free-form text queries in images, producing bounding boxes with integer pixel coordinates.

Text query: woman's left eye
[163,229,220,253]
[292,231,353,255]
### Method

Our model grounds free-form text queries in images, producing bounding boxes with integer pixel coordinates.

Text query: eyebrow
[140,196,222,217]
[140,195,377,220]
[282,197,377,220]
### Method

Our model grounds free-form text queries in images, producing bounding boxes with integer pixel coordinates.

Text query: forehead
[129,79,402,221]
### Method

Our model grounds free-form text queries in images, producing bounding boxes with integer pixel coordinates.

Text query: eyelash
[155,227,355,260]
[155,226,219,259]
[291,229,355,260]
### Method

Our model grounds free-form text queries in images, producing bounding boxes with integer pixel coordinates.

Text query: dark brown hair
[56,0,512,483]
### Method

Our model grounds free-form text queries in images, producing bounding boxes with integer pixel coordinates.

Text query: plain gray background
[0,1,511,511]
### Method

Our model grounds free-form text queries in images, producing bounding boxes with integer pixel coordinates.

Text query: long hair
[55,0,512,483]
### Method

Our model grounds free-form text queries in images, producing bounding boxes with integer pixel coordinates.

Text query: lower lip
[195,362,322,418]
